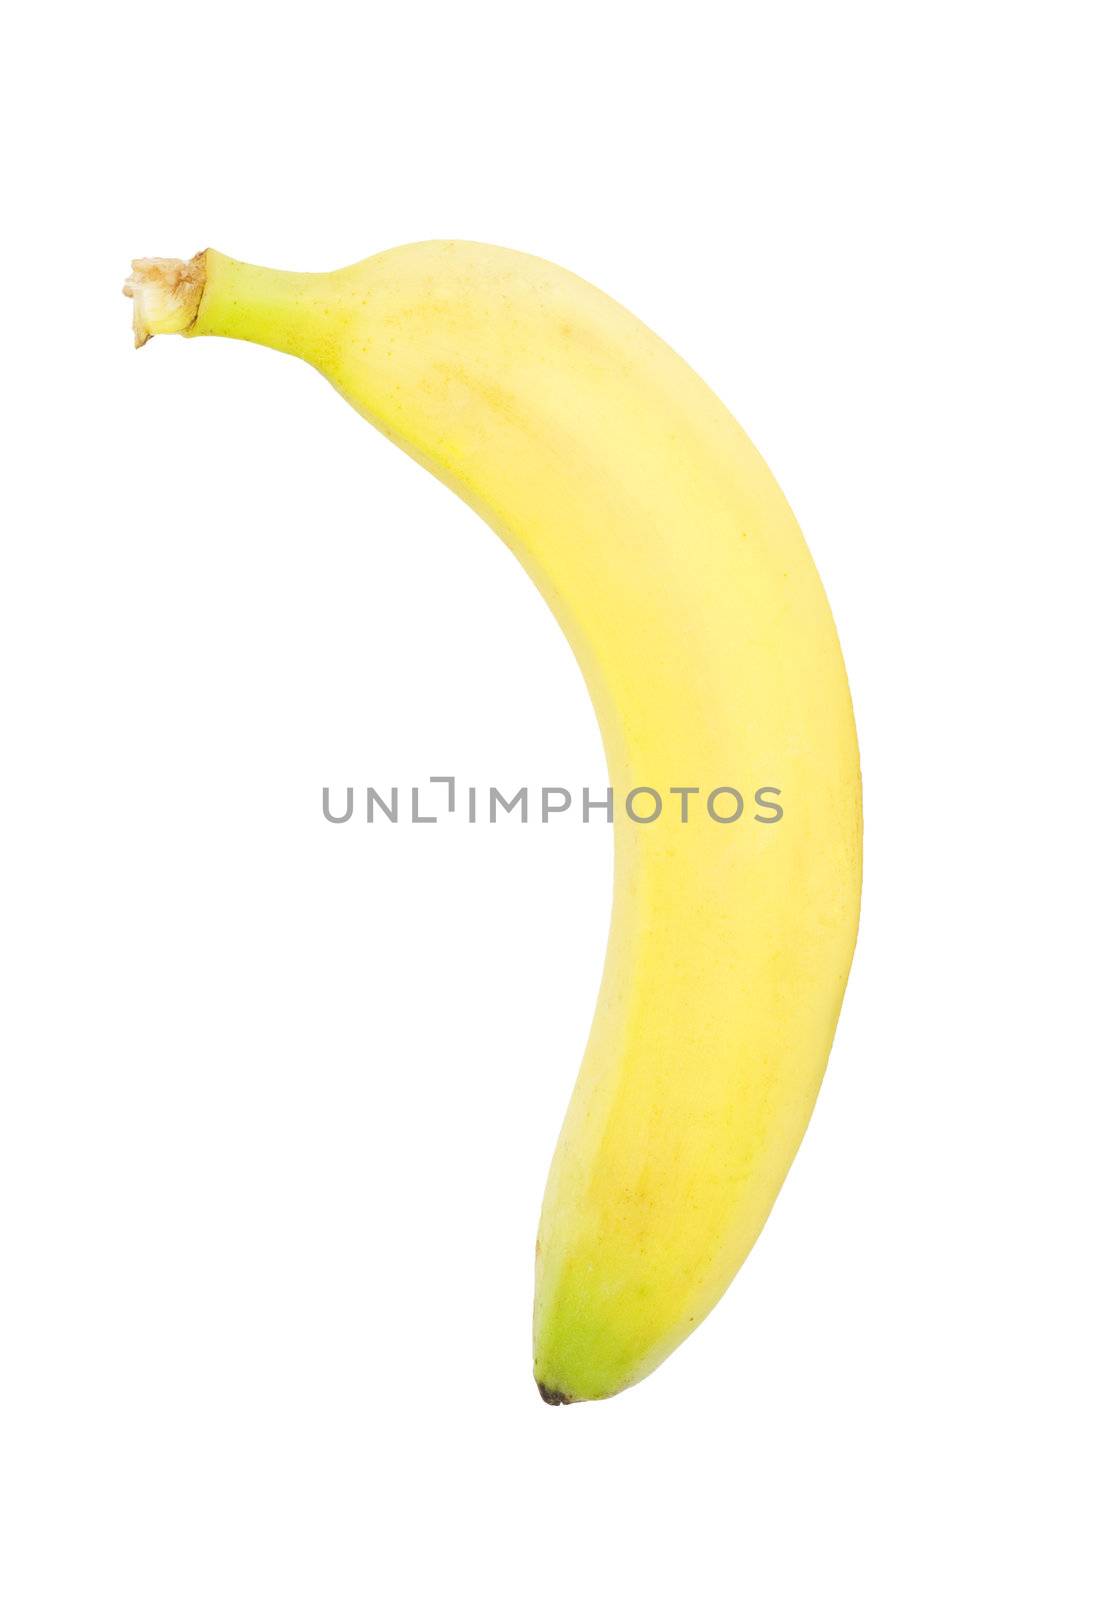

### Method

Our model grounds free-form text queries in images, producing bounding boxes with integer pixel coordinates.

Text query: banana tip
[536,1380,577,1406]
[122,252,207,347]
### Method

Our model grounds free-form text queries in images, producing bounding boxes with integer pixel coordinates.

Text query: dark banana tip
[537,1380,575,1406]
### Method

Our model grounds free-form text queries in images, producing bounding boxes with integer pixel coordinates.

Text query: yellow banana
[124,244,862,1402]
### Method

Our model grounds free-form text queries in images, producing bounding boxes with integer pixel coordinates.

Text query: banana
[124,244,862,1402]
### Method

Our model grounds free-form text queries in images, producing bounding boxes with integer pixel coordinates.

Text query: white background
[2,4,1095,1596]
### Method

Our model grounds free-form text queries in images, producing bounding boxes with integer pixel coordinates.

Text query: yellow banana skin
[125,243,862,1402]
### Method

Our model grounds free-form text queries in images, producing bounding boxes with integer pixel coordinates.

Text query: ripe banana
[124,244,862,1402]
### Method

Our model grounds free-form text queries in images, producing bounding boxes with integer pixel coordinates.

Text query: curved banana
[124,244,861,1402]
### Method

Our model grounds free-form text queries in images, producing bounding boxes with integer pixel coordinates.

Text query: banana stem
[123,254,207,347]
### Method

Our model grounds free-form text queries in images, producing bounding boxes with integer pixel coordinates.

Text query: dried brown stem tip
[122,253,206,347]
